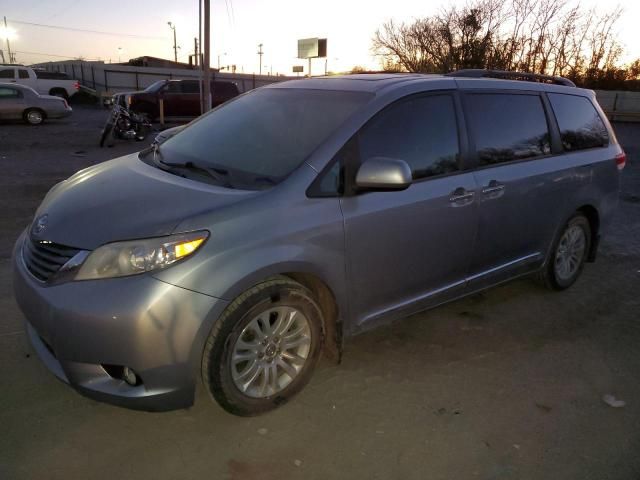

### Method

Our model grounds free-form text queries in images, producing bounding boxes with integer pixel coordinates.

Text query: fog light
[123,367,138,386]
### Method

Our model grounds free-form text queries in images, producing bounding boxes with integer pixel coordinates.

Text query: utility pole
[257,43,263,75]
[203,0,212,112]
[168,21,178,62]
[193,37,199,66]
[3,17,13,64]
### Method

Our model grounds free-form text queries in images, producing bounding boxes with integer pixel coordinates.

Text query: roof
[266,72,587,95]
[266,73,444,92]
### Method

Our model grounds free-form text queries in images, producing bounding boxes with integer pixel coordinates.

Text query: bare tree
[371,0,628,88]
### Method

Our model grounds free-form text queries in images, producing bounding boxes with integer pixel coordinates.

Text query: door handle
[481,180,505,195]
[449,187,475,206]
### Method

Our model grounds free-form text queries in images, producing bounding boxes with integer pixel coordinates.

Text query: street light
[167,21,178,63]
[1,17,17,64]
[217,52,227,70]
[117,47,123,63]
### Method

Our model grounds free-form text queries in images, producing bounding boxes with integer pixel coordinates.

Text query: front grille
[23,237,80,282]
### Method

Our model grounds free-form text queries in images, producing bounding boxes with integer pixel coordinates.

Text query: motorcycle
[99,104,152,147]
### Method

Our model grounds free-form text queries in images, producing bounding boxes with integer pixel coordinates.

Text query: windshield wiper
[160,160,235,188]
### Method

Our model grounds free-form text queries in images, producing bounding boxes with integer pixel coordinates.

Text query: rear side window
[467,93,550,166]
[548,93,608,151]
[0,69,14,79]
[18,69,29,79]
[359,94,459,180]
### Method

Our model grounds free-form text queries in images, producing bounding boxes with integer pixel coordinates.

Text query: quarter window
[358,94,460,180]
[467,94,551,166]
[548,93,608,151]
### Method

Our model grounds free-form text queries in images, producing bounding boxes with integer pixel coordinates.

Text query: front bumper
[12,231,229,411]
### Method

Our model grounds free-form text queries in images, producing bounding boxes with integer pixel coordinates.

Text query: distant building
[121,56,218,71]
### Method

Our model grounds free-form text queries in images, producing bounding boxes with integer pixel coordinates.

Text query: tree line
[371,0,640,90]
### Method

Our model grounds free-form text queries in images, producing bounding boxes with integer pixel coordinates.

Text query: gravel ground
[1,106,639,480]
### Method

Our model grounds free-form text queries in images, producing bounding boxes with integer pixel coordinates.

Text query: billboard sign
[297,38,327,58]
[292,65,304,73]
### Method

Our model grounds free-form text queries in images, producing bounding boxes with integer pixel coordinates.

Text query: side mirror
[355,157,412,191]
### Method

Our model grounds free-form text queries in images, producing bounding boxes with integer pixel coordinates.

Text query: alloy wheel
[230,306,312,398]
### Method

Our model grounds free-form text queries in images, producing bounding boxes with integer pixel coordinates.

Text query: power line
[14,49,99,60]
[7,19,166,40]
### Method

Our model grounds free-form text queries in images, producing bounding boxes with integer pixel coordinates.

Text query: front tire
[202,277,324,416]
[539,213,591,290]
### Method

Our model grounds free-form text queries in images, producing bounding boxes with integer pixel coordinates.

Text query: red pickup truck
[111,79,239,120]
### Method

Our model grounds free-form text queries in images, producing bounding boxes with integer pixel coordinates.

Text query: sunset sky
[2,0,639,75]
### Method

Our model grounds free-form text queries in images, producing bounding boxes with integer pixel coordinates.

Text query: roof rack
[445,69,576,87]
[0,63,25,67]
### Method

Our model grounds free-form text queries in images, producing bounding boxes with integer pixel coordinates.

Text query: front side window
[467,93,551,166]
[164,82,183,93]
[158,88,372,186]
[548,93,608,151]
[181,81,199,93]
[0,69,14,79]
[18,69,29,79]
[358,94,460,180]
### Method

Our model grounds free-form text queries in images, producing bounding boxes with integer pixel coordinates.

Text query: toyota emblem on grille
[33,214,49,236]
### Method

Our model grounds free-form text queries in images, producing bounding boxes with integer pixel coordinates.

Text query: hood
[32,153,258,249]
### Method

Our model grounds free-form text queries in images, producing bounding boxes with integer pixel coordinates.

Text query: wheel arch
[576,204,600,262]
[222,265,344,363]
[48,87,69,99]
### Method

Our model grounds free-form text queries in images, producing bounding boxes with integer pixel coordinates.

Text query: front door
[160,81,186,117]
[340,92,478,328]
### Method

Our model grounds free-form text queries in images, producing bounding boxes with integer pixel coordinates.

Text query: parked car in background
[0,83,72,124]
[110,79,240,120]
[13,71,624,416]
[0,65,80,99]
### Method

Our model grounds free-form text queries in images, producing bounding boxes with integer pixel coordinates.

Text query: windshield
[144,80,167,93]
[158,88,372,185]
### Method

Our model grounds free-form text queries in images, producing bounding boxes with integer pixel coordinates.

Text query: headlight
[75,231,209,280]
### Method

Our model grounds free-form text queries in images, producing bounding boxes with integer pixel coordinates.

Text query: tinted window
[0,87,20,98]
[548,93,608,151]
[181,81,199,93]
[0,69,14,79]
[359,95,459,180]
[165,82,182,93]
[159,88,371,185]
[214,82,238,96]
[18,69,29,79]
[467,94,550,165]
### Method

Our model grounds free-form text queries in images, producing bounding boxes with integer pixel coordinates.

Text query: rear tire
[538,213,591,290]
[23,108,45,125]
[202,277,324,416]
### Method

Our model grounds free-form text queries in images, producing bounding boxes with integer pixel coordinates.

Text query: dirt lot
[1,106,639,480]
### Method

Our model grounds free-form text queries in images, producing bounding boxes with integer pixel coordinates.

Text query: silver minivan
[13,71,625,415]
